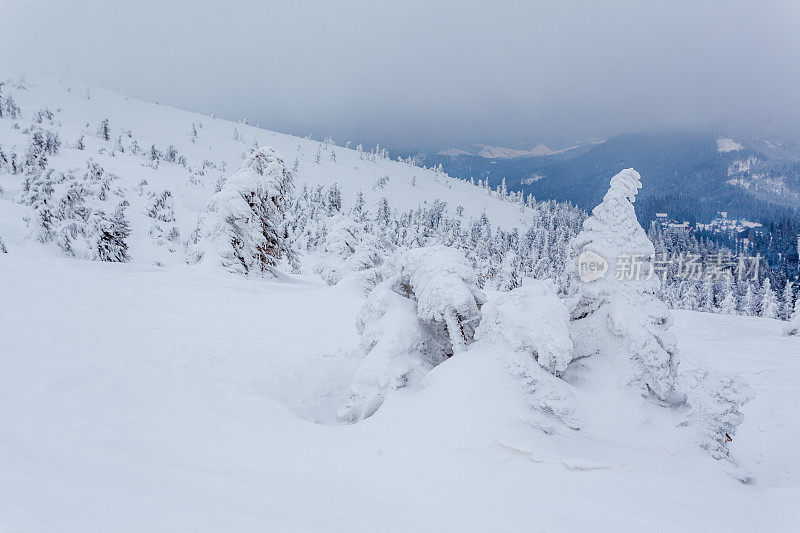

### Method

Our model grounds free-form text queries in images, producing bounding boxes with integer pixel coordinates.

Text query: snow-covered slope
[1,74,798,531]
[0,255,798,531]
[0,73,531,266]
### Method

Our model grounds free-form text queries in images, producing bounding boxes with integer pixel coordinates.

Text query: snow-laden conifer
[680,367,754,472]
[476,280,573,374]
[339,245,485,422]
[786,297,800,336]
[398,245,485,353]
[195,146,297,276]
[759,278,778,319]
[565,168,679,403]
[337,278,441,423]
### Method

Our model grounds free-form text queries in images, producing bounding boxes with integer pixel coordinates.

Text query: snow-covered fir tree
[566,169,680,403]
[93,205,131,262]
[719,277,737,315]
[786,298,800,336]
[194,146,297,276]
[474,279,579,430]
[780,280,795,320]
[97,118,110,141]
[339,245,485,422]
[759,278,778,319]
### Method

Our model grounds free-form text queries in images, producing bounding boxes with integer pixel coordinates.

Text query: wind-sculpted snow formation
[564,169,753,467]
[474,280,579,429]
[314,213,385,293]
[565,169,680,403]
[338,245,485,422]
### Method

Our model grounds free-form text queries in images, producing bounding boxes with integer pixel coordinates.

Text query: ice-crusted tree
[699,279,714,312]
[147,190,176,223]
[97,119,110,141]
[197,146,297,276]
[399,245,486,353]
[338,278,440,423]
[742,284,757,316]
[680,368,754,481]
[339,245,485,422]
[315,214,360,285]
[565,169,680,404]
[494,250,522,291]
[719,277,737,315]
[561,169,752,464]
[786,298,800,336]
[316,213,384,289]
[780,280,794,321]
[326,182,342,214]
[759,278,778,319]
[147,190,179,247]
[16,159,130,262]
[4,94,20,119]
[25,130,48,171]
[93,205,131,262]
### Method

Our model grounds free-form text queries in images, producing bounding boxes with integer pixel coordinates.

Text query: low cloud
[2,0,798,150]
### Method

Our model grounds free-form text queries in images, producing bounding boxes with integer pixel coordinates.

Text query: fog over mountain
[1,1,799,149]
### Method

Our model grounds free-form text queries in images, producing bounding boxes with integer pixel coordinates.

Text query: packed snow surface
[1,255,798,531]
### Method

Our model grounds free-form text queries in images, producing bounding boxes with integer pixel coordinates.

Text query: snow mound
[475,279,573,374]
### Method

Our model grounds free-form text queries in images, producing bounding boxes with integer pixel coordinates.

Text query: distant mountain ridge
[417,131,800,225]
[436,142,583,159]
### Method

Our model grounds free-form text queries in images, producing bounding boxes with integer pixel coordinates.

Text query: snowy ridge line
[0,72,554,267]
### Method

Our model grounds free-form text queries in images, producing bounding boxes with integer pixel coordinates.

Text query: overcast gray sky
[2,0,799,150]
